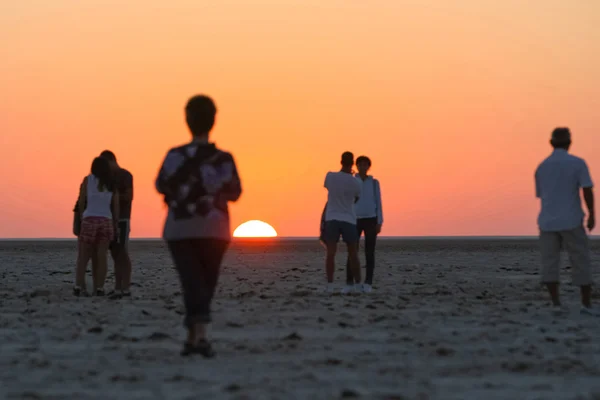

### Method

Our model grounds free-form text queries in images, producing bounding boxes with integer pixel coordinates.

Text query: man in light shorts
[535,127,597,315]
[322,151,363,294]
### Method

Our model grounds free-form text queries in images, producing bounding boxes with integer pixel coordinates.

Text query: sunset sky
[1,0,599,238]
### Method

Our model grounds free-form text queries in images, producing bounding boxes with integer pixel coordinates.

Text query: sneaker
[551,304,569,316]
[108,291,122,300]
[73,286,89,297]
[108,289,131,299]
[580,307,600,316]
[341,285,355,294]
[95,288,105,297]
[180,340,216,358]
[362,284,373,293]
[325,283,336,294]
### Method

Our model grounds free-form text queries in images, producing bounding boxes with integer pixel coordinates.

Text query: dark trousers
[346,217,378,285]
[167,238,229,327]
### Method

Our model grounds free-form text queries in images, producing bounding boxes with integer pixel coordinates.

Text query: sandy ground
[2,238,600,400]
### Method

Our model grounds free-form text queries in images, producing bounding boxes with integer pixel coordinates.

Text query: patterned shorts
[79,217,114,244]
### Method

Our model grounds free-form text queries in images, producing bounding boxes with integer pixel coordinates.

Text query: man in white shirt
[323,152,363,293]
[535,127,597,315]
[344,156,383,294]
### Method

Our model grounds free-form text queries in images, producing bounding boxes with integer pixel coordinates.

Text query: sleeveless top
[82,174,113,219]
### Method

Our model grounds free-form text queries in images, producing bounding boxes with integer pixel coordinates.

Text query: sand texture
[2,238,600,400]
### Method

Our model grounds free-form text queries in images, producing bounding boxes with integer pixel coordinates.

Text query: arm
[534,169,541,198]
[220,155,242,202]
[583,187,595,232]
[583,188,595,231]
[77,177,88,219]
[155,153,169,195]
[120,173,133,203]
[324,173,329,189]
[579,161,594,231]
[375,179,383,226]
[155,149,182,196]
[112,191,120,225]
[583,188,594,216]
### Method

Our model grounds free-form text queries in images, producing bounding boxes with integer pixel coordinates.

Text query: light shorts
[539,226,593,286]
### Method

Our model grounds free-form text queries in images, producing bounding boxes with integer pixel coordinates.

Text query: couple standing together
[321,151,383,294]
[73,151,134,298]
[73,95,239,357]
[72,95,242,357]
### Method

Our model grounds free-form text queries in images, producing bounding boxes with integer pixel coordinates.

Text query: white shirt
[535,149,593,232]
[324,171,362,224]
[83,174,114,219]
[354,175,383,224]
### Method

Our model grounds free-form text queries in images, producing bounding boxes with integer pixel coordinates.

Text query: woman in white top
[74,157,120,296]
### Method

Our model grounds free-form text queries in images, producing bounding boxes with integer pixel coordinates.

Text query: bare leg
[110,247,123,291]
[94,242,109,292]
[545,282,560,306]
[581,285,592,308]
[346,242,361,283]
[187,324,207,343]
[325,243,337,283]
[91,252,99,291]
[122,251,132,292]
[75,240,92,290]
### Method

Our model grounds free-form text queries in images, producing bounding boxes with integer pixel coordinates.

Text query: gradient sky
[1,0,599,238]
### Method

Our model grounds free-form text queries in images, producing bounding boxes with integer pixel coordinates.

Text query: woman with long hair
[74,157,119,296]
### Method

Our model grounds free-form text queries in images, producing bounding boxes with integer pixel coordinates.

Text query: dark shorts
[110,220,130,252]
[323,220,358,244]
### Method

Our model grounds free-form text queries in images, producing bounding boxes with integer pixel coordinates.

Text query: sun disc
[233,220,278,238]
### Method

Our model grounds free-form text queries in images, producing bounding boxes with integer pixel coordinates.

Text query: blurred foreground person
[155,95,242,357]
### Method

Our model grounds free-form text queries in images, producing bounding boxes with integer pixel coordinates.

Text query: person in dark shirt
[155,94,242,357]
[99,150,134,298]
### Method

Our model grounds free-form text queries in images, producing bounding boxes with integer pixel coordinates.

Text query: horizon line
[0,235,595,241]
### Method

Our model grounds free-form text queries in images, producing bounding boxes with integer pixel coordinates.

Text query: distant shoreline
[1,235,597,241]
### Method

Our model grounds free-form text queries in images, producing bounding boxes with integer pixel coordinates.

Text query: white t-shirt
[324,171,362,224]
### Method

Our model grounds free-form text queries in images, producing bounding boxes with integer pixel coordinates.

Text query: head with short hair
[356,155,371,175]
[185,95,217,137]
[550,127,571,150]
[341,151,354,169]
[99,150,118,170]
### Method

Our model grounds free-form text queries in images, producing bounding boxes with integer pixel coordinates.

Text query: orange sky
[1,0,599,238]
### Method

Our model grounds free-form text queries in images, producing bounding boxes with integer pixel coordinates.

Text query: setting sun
[233,220,278,238]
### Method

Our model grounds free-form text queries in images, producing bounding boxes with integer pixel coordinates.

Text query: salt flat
[2,238,600,400]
